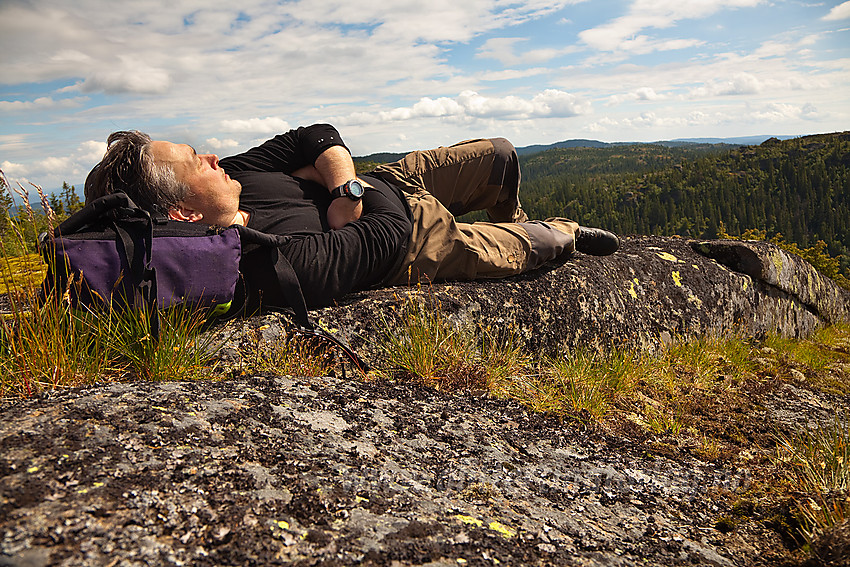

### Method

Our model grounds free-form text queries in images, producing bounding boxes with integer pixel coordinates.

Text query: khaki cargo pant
[372,138,578,285]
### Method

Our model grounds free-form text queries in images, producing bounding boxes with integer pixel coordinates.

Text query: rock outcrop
[215,235,850,367]
[2,372,834,567]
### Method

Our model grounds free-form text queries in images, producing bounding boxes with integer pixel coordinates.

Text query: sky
[1,0,849,192]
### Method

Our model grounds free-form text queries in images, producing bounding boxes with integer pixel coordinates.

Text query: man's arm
[262,185,411,307]
[219,124,346,174]
[310,146,365,229]
[219,124,365,229]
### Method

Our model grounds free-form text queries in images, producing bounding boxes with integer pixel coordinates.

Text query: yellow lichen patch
[488,521,516,538]
[628,281,638,299]
[770,251,784,273]
[687,295,703,309]
[656,252,679,263]
[276,520,290,530]
[454,514,483,527]
[672,271,682,287]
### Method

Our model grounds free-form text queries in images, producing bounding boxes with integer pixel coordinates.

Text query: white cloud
[219,118,291,134]
[0,140,111,188]
[750,102,822,122]
[279,0,585,43]
[80,60,172,95]
[477,37,578,66]
[77,140,107,163]
[823,1,850,21]
[580,0,763,53]
[1,161,28,178]
[334,89,591,126]
[690,72,764,97]
[586,108,727,134]
[608,87,667,105]
[754,41,791,58]
[479,68,551,81]
[37,156,74,175]
[205,137,241,150]
[0,0,847,181]
[0,97,87,112]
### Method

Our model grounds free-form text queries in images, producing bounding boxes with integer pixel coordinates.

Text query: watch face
[347,179,365,198]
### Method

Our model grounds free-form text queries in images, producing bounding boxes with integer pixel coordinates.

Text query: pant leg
[373,137,527,223]
[388,191,578,285]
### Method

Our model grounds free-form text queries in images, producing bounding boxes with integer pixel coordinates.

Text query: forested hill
[516,132,850,267]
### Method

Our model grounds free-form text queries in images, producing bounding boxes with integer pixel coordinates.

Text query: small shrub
[377,291,489,392]
[102,302,220,382]
[377,290,536,393]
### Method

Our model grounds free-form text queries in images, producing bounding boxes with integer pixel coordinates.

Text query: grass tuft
[377,290,490,392]
[774,414,850,542]
[250,330,342,377]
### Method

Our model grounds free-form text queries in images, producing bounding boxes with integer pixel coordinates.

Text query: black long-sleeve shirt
[219,124,412,307]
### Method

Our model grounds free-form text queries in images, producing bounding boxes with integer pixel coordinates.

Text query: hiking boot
[576,227,620,256]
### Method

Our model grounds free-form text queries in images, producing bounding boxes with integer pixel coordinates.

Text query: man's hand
[327,197,363,229]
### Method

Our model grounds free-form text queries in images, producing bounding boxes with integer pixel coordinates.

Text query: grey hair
[84,130,190,214]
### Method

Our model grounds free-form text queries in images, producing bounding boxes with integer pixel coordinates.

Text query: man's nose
[202,154,219,167]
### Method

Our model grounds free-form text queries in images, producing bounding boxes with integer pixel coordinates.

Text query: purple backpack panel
[50,227,241,311]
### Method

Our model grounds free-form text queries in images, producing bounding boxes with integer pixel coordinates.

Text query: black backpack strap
[235,224,371,374]
[236,225,310,329]
[112,213,160,338]
[53,192,140,237]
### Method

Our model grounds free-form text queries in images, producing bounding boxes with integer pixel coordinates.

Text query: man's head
[147,140,242,226]
[86,131,242,226]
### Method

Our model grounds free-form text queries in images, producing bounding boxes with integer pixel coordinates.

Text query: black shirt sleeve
[219,124,348,174]
[222,125,412,307]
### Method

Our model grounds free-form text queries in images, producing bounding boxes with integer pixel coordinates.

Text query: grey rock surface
[0,374,815,567]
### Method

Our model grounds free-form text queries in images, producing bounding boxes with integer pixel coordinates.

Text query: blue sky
[1,0,849,191]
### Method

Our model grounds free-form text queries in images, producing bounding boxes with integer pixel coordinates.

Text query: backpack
[39,192,367,371]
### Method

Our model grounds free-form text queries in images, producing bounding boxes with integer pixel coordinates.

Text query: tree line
[516,132,850,276]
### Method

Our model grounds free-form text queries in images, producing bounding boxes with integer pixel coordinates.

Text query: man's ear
[168,203,203,222]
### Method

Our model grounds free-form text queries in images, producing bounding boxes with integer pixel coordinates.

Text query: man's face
[149,140,242,226]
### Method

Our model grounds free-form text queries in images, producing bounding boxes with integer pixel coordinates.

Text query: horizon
[2,1,849,191]
[6,132,830,200]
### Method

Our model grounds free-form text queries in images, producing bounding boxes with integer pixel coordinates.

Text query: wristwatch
[330,179,366,201]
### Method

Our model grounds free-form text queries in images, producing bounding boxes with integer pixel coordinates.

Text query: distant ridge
[515,139,610,155]
[355,135,801,161]
[667,135,797,145]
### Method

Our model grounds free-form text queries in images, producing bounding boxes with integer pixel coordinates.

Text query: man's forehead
[149,140,194,163]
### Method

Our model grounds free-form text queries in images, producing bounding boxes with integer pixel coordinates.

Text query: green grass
[0,253,45,296]
[376,290,490,392]
[372,295,850,555]
[248,328,342,377]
